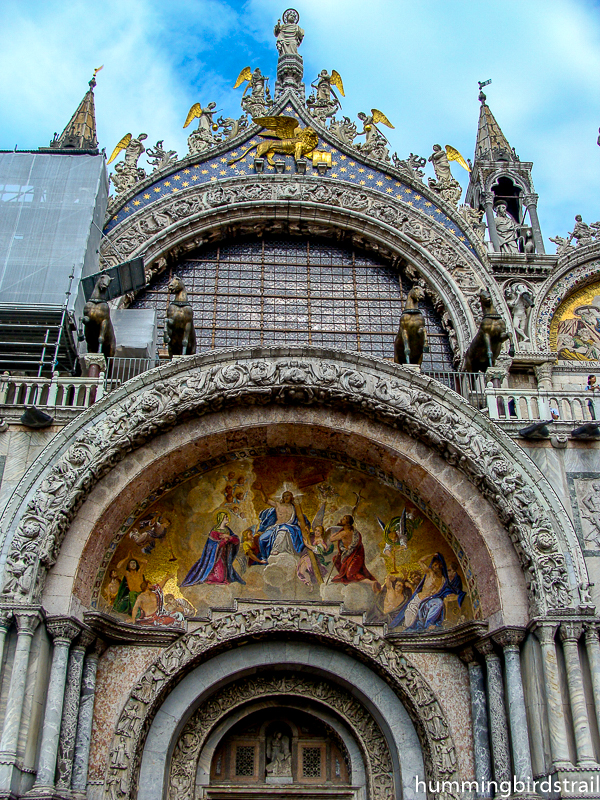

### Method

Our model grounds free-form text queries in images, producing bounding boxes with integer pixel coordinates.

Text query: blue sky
[1,0,599,247]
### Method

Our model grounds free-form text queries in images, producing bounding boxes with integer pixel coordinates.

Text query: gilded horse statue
[82,273,115,359]
[463,290,510,373]
[165,277,196,357]
[394,286,428,366]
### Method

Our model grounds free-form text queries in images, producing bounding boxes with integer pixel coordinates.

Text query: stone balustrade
[0,372,105,421]
[486,386,599,423]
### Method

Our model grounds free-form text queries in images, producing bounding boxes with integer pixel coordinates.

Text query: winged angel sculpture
[307,69,345,121]
[428,144,470,207]
[228,116,319,166]
[233,66,272,119]
[356,109,394,161]
[107,133,148,194]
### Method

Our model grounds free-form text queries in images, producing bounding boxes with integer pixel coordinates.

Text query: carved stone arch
[167,672,393,800]
[104,615,458,800]
[99,175,511,358]
[0,348,584,616]
[533,250,600,351]
[487,169,530,195]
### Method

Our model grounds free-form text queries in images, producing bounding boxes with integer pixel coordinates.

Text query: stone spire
[466,86,545,254]
[49,72,100,153]
[474,89,516,162]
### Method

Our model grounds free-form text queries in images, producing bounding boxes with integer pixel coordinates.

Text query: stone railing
[0,372,105,423]
[486,386,599,424]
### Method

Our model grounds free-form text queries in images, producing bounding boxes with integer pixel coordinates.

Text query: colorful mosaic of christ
[96,456,475,632]
[550,280,600,360]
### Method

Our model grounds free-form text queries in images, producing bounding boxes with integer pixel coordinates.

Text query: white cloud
[1,0,599,243]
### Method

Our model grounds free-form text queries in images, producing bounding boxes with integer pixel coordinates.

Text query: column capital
[583,622,600,642]
[532,621,559,645]
[46,616,81,645]
[560,622,583,643]
[483,191,495,205]
[73,628,96,652]
[459,646,479,665]
[523,193,539,206]
[493,627,526,650]
[0,609,12,631]
[14,611,41,636]
[475,638,497,658]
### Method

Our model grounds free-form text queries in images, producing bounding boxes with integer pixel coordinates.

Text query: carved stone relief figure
[265,729,292,777]
[505,282,534,344]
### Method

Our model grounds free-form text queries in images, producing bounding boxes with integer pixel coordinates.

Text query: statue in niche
[494,202,519,253]
[394,286,428,365]
[274,9,304,55]
[581,481,600,548]
[462,289,510,373]
[165,276,196,357]
[266,730,292,777]
[505,282,534,344]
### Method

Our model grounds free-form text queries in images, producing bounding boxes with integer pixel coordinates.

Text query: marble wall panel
[409,651,475,781]
[88,645,161,782]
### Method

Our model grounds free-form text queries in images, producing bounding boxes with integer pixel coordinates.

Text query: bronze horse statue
[463,289,510,373]
[82,273,115,359]
[165,276,196,357]
[394,286,428,366]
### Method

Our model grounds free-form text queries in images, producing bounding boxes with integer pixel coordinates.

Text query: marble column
[55,630,95,792]
[461,648,492,797]
[0,611,12,679]
[484,192,501,252]
[534,623,572,767]
[584,624,600,740]
[524,194,545,254]
[0,612,41,792]
[560,623,596,765]
[32,617,81,793]
[71,639,104,796]
[494,629,533,781]
[476,639,511,785]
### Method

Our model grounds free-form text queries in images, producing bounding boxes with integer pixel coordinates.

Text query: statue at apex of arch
[274,9,304,56]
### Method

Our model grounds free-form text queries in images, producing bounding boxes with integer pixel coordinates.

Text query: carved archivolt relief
[0,350,580,615]
[100,176,505,350]
[168,674,393,800]
[104,609,459,800]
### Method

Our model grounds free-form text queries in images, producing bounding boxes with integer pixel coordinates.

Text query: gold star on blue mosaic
[143,193,150,199]
[133,200,141,206]
[182,181,189,187]
[164,181,171,187]
[183,169,190,174]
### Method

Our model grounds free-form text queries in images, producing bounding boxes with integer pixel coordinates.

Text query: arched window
[132,236,454,370]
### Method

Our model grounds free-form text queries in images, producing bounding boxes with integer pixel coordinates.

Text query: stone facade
[0,10,599,800]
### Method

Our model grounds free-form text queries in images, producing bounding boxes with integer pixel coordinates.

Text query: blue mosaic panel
[104,105,475,257]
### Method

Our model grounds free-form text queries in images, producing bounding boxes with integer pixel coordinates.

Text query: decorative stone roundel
[0,347,584,614]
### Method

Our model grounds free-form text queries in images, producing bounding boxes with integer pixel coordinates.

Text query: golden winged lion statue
[228,116,318,166]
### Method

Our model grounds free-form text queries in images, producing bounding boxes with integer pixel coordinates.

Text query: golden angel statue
[228,116,318,166]
[233,66,272,118]
[183,102,217,156]
[356,109,394,161]
[307,69,345,121]
[427,144,469,207]
[107,133,148,195]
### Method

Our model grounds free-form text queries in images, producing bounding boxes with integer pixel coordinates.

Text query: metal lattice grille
[235,745,255,776]
[132,237,453,369]
[302,747,322,778]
